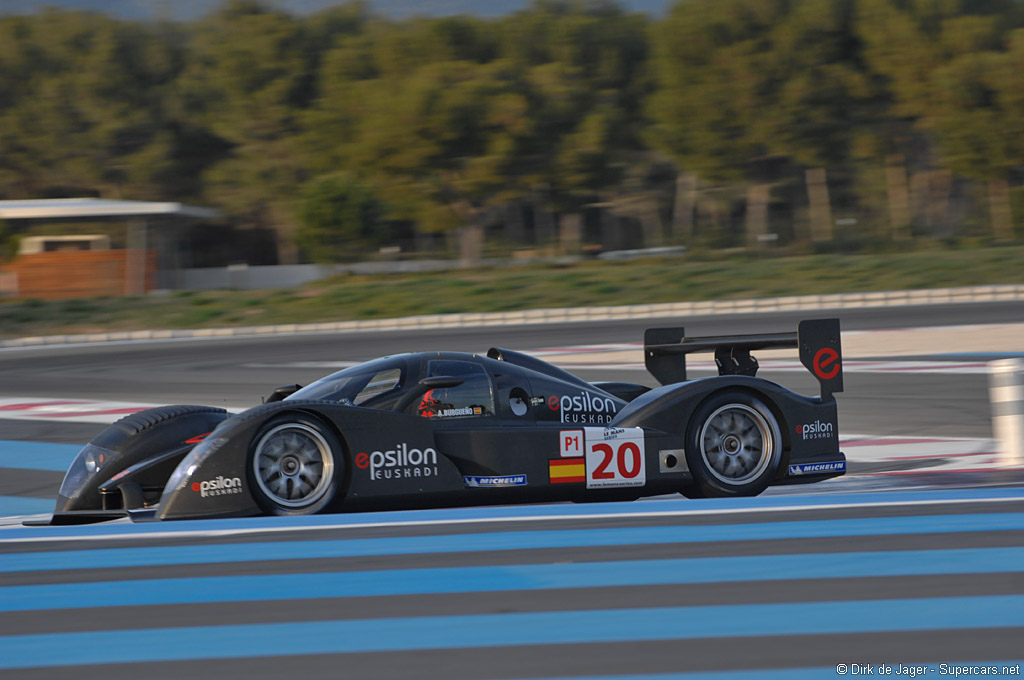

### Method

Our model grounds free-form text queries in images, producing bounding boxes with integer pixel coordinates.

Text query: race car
[47,318,846,524]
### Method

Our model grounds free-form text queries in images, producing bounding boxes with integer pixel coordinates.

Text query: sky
[0,0,672,20]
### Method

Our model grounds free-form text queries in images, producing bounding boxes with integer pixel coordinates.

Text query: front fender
[155,399,466,520]
[156,406,274,520]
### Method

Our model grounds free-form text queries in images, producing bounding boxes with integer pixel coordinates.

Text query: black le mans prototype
[49,319,847,524]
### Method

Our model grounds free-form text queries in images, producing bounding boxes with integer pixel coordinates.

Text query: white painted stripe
[0,398,157,424]
[3,495,1022,544]
[0,398,246,424]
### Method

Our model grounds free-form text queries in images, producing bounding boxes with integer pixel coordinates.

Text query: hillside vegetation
[2,0,1023,264]
[3,246,1023,339]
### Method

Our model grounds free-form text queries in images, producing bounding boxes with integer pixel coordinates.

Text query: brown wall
[0,250,156,299]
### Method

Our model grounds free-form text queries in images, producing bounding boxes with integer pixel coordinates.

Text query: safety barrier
[2,283,1024,348]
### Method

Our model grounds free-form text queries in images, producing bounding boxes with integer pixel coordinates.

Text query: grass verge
[2,245,1023,340]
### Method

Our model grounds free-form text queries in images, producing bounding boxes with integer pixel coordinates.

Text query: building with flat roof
[0,198,219,299]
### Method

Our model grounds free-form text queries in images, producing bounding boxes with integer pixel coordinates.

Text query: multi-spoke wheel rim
[253,423,334,509]
[698,404,773,485]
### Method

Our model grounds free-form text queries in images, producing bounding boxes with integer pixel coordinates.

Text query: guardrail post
[989,359,1024,467]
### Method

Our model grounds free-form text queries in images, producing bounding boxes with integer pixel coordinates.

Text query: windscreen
[286,357,405,407]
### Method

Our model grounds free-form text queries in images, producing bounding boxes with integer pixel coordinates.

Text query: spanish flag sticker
[549,458,585,484]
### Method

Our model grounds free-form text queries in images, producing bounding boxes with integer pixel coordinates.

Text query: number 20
[592,442,642,479]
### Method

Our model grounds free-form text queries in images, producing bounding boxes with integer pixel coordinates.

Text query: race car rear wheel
[249,416,341,515]
[683,391,781,498]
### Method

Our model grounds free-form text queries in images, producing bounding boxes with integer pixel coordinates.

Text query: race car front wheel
[683,391,781,498]
[249,416,341,515]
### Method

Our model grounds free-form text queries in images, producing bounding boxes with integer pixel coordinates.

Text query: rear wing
[643,318,843,399]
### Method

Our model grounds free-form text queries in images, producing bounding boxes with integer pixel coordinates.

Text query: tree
[0,221,18,262]
[649,0,874,245]
[0,11,192,200]
[296,172,385,262]
[498,2,653,234]
[857,0,1024,237]
[173,1,318,261]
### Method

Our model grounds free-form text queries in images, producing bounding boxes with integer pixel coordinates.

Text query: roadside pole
[989,358,1024,467]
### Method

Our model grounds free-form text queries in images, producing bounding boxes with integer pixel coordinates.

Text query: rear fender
[611,376,841,472]
[610,377,789,432]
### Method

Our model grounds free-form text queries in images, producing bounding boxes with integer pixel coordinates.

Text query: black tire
[683,391,781,498]
[248,414,342,516]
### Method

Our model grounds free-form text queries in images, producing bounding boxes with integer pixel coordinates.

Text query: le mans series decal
[551,427,647,489]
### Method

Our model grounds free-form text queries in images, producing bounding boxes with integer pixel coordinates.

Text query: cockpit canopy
[286,354,497,417]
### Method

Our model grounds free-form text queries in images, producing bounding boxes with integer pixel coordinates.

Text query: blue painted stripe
[5,513,1024,573]
[520,665,1024,680]
[3,487,1023,542]
[3,547,1023,612]
[1,597,1023,669]
[0,440,80,472]
[0,496,55,516]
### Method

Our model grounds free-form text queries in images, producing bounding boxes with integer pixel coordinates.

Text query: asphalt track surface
[3,300,1023,444]
[1,301,1023,678]
[2,490,1023,678]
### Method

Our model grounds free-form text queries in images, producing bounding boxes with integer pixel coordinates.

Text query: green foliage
[0,221,18,262]
[648,0,875,180]
[3,245,1024,339]
[0,0,1022,259]
[855,0,1024,179]
[296,172,385,262]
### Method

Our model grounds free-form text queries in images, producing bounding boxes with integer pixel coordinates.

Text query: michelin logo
[463,475,527,488]
[789,461,846,475]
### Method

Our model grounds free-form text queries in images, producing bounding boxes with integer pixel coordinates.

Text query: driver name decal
[355,443,439,480]
[435,407,482,418]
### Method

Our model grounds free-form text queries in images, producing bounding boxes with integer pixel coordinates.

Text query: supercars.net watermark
[835,664,1021,678]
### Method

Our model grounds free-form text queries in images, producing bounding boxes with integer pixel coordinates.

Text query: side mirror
[265,384,302,403]
[394,376,464,413]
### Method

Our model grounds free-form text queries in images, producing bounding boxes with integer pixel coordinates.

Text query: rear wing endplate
[643,318,843,399]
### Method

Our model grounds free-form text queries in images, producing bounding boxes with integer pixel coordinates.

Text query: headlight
[58,444,117,497]
[84,448,105,473]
